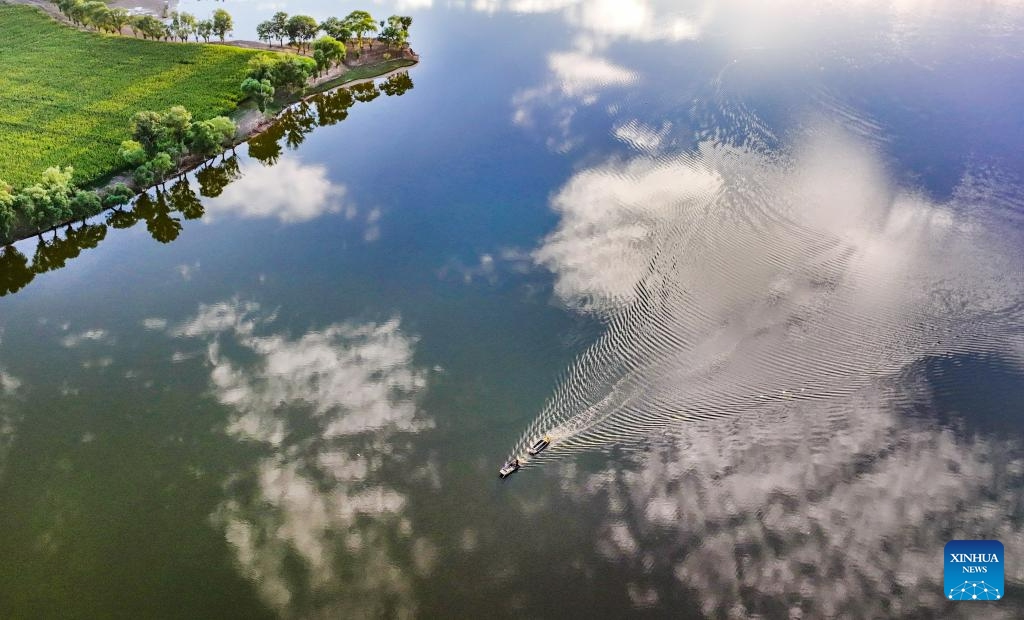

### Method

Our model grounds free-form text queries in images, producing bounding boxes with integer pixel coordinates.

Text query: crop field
[0,5,263,188]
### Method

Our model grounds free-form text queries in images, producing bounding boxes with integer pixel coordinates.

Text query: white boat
[498,459,520,478]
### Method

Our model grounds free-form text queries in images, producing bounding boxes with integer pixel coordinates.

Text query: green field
[0,4,262,188]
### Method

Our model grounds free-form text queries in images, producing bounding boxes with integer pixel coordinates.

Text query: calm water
[2,1,1024,617]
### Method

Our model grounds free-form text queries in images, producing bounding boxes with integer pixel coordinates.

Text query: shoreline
[0,1,418,245]
[5,55,417,246]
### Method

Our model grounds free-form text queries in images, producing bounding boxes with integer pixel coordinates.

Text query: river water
[2,1,1024,617]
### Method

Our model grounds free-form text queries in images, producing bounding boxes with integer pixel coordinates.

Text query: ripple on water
[511,126,1024,465]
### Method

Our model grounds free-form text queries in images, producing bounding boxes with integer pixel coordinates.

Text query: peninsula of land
[0,2,418,244]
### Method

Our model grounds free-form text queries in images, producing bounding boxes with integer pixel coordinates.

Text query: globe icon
[948,581,1001,601]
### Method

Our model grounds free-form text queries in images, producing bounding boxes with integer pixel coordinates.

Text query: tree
[170,11,197,42]
[81,1,110,32]
[343,10,378,50]
[272,56,316,93]
[102,183,135,209]
[133,15,166,40]
[69,190,102,221]
[286,14,319,52]
[212,8,233,42]
[16,168,76,232]
[312,36,346,72]
[241,78,275,112]
[162,105,193,153]
[108,8,130,34]
[187,121,222,159]
[0,180,15,240]
[380,15,413,49]
[246,54,278,82]
[196,19,213,43]
[319,17,351,45]
[119,140,148,167]
[132,162,156,188]
[131,110,167,155]
[207,117,237,147]
[269,11,289,47]
[312,49,327,78]
[256,20,274,47]
[150,152,175,185]
[187,117,236,158]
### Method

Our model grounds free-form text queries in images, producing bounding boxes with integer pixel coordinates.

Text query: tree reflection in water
[195,156,242,199]
[0,72,414,298]
[0,246,34,296]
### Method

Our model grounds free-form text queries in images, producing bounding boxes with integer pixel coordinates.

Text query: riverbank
[0,3,418,244]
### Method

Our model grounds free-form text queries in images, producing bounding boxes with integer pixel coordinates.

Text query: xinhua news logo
[945,540,1004,601]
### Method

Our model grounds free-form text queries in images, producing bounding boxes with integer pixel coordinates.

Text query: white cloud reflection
[176,300,434,617]
[557,373,1024,617]
[204,157,347,224]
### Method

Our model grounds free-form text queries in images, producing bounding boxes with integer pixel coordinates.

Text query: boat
[499,458,520,478]
[527,435,551,456]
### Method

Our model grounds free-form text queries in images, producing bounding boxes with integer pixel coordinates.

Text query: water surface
[2,1,1024,617]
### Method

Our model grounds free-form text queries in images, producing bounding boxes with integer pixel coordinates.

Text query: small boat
[527,435,551,456]
[499,458,520,478]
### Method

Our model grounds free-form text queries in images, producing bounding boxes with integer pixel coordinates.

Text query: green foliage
[240,78,275,111]
[0,5,262,188]
[188,116,236,157]
[246,54,278,82]
[101,183,135,209]
[132,162,156,188]
[0,180,15,238]
[343,10,378,49]
[274,56,317,93]
[319,17,352,44]
[8,166,76,232]
[379,16,412,49]
[286,15,318,52]
[118,140,148,167]
[245,53,315,94]
[131,15,166,40]
[212,9,233,42]
[256,20,274,47]
[169,11,198,42]
[269,11,289,47]
[312,36,346,71]
[150,152,175,184]
[196,19,213,43]
[69,189,102,220]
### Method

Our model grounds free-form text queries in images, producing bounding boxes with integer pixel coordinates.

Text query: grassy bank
[309,58,417,96]
[0,4,263,188]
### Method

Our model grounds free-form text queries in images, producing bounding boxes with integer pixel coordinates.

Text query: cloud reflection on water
[176,300,433,617]
[201,157,347,224]
[557,372,1024,617]
[518,120,1024,459]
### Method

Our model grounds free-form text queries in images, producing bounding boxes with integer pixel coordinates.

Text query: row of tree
[0,155,242,296]
[118,106,237,188]
[255,11,412,52]
[2,69,417,292]
[51,1,233,42]
[240,54,317,110]
[0,169,133,242]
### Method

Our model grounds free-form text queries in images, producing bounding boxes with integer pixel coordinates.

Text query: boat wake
[509,128,1024,466]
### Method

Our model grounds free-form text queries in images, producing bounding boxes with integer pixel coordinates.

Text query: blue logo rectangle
[945,540,1004,601]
